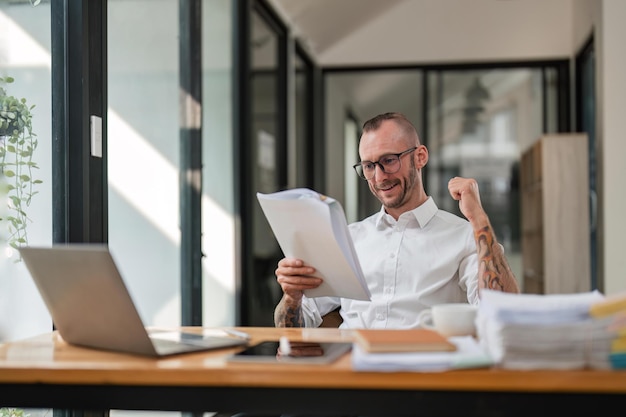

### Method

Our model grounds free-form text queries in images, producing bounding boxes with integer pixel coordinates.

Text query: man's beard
[372,166,418,209]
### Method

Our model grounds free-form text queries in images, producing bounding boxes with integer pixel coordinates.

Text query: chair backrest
[320,308,343,328]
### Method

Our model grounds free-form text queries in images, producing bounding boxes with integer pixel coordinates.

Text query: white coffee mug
[417,303,478,337]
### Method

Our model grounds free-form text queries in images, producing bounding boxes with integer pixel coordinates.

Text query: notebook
[354,328,457,353]
[19,244,248,357]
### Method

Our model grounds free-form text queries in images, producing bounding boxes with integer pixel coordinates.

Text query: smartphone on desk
[227,340,352,364]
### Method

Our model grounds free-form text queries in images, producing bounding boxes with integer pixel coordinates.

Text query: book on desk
[354,328,456,353]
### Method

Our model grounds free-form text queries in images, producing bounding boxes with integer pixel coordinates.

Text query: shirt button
[390,253,395,259]
[376,313,384,320]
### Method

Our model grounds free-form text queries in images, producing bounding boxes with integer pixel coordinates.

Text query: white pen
[224,328,251,340]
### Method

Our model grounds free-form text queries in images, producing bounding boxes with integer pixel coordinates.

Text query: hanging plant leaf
[0,75,41,256]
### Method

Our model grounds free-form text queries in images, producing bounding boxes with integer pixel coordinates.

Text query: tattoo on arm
[474,225,515,292]
[275,302,305,327]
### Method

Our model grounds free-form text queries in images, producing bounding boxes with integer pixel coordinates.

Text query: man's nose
[373,163,388,176]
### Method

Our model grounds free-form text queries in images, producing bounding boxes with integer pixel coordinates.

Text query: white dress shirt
[301,196,480,329]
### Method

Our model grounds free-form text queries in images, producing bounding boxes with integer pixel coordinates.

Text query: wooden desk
[1,327,626,416]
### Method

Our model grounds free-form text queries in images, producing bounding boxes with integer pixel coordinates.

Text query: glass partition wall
[246,4,286,326]
[108,0,183,327]
[425,68,559,285]
[108,0,237,329]
[326,65,566,290]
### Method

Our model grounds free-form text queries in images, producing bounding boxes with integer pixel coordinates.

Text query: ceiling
[264,0,563,130]
[264,0,504,123]
[264,0,425,123]
[266,0,410,64]
[265,0,570,67]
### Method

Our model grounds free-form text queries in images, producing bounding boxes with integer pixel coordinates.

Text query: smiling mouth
[377,182,396,192]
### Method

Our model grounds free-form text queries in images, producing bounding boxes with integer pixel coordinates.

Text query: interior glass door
[425,68,560,286]
[248,5,285,325]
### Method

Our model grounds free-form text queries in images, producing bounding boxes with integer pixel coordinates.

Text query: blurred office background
[0,0,624,343]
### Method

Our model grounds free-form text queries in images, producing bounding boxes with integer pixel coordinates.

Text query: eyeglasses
[353,147,417,180]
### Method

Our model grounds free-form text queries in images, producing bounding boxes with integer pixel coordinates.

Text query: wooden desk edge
[1,327,625,394]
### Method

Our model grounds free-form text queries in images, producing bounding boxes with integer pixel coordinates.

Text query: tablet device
[227,340,352,364]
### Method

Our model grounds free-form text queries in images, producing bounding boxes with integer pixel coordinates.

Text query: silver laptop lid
[20,244,248,357]
[20,244,162,356]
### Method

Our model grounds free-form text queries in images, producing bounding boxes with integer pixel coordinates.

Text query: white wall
[324,78,351,206]
[595,0,626,294]
[570,0,626,295]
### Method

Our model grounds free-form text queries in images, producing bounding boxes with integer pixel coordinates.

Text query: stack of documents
[351,335,493,372]
[589,291,626,369]
[477,289,616,370]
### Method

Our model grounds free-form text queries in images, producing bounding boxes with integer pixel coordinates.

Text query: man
[274,112,520,328]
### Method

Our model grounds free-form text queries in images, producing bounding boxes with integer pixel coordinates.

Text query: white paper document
[256,188,371,301]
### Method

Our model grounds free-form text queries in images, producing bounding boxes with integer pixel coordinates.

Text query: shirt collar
[374,196,439,228]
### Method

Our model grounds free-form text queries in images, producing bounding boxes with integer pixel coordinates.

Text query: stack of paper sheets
[351,335,493,372]
[477,289,616,370]
[588,291,626,369]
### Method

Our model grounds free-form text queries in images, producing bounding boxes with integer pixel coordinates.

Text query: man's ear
[415,145,429,169]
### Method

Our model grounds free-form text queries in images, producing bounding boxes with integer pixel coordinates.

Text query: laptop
[19,244,248,357]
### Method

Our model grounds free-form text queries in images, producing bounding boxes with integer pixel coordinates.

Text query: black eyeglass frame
[352,146,418,180]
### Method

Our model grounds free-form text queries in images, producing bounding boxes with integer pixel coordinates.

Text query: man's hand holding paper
[275,257,323,303]
[257,188,371,301]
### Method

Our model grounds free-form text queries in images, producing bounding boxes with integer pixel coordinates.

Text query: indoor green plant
[0,75,40,250]
[0,409,30,417]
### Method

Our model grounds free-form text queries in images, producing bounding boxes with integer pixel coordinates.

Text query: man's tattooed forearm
[277,304,304,327]
[475,225,505,291]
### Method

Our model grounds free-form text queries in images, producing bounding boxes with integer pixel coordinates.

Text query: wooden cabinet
[520,134,590,294]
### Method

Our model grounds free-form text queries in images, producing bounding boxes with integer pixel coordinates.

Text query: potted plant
[0,75,40,251]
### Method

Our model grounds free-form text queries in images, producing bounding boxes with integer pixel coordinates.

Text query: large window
[0,0,52,342]
[246,3,286,325]
[108,0,183,327]
[108,0,237,328]
[200,0,237,325]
